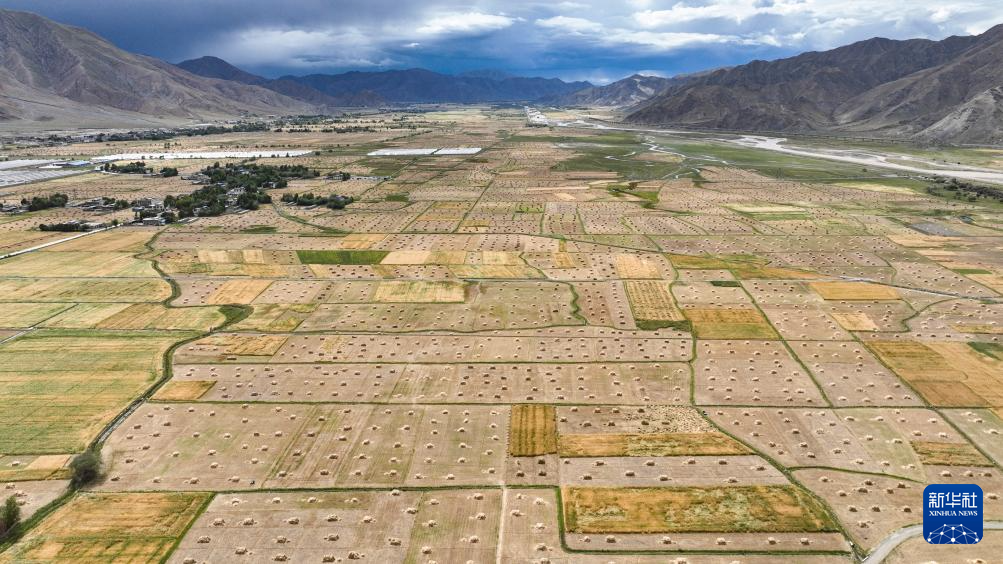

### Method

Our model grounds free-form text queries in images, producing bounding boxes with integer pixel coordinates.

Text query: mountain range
[176,56,385,108]
[625,25,1003,144]
[0,8,589,127]
[1,7,1000,144]
[178,58,590,106]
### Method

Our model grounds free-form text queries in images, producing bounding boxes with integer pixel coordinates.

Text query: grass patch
[505,133,640,145]
[969,342,1003,360]
[710,280,741,287]
[748,212,810,221]
[240,225,277,233]
[296,249,389,265]
[564,486,837,534]
[634,319,691,331]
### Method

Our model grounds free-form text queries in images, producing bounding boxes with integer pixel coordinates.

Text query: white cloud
[535,16,603,34]
[415,12,515,36]
[205,28,392,68]
[606,30,732,50]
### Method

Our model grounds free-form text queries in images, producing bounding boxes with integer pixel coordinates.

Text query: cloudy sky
[3,0,1001,83]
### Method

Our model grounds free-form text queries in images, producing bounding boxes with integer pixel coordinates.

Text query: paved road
[863,521,1003,563]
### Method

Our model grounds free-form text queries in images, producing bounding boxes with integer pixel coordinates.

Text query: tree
[0,495,20,536]
[70,449,101,488]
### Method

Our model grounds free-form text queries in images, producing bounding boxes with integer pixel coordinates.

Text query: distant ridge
[177,56,385,108]
[625,25,1003,144]
[285,68,591,104]
[178,58,590,106]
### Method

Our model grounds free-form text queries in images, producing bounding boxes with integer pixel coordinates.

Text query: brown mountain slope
[836,26,1003,137]
[625,27,1000,143]
[546,74,679,107]
[0,9,312,124]
[913,87,1003,145]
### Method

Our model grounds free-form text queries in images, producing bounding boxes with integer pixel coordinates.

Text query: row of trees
[103,161,150,174]
[932,177,1003,203]
[280,192,354,209]
[102,197,131,210]
[0,496,19,539]
[21,193,68,211]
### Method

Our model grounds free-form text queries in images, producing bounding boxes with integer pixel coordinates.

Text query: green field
[296,249,390,264]
[0,329,194,454]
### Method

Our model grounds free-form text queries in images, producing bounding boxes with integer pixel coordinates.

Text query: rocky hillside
[545,74,678,107]
[0,9,312,125]
[626,26,1003,143]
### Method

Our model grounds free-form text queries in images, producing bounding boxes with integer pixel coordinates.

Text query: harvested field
[0,251,158,278]
[810,282,900,300]
[372,280,466,302]
[41,303,225,331]
[230,303,316,331]
[624,280,685,329]
[0,480,68,521]
[152,380,215,401]
[911,441,992,466]
[509,404,557,456]
[0,492,208,564]
[831,312,880,331]
[0,302,73,328]
[205,279,271,305]
[942,409,1003,465]
[684,307,778,339]
[558,432,751,457]
[563,486,837,534]
[504,487,847,559]
[613,253,665,279]
[172,489,499,564]
[0,278,171,302]
[195,333,288,357]
[867,340,1003,407]
[12,107,1003,561]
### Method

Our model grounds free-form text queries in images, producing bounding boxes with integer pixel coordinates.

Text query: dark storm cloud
[0,0,999,83]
